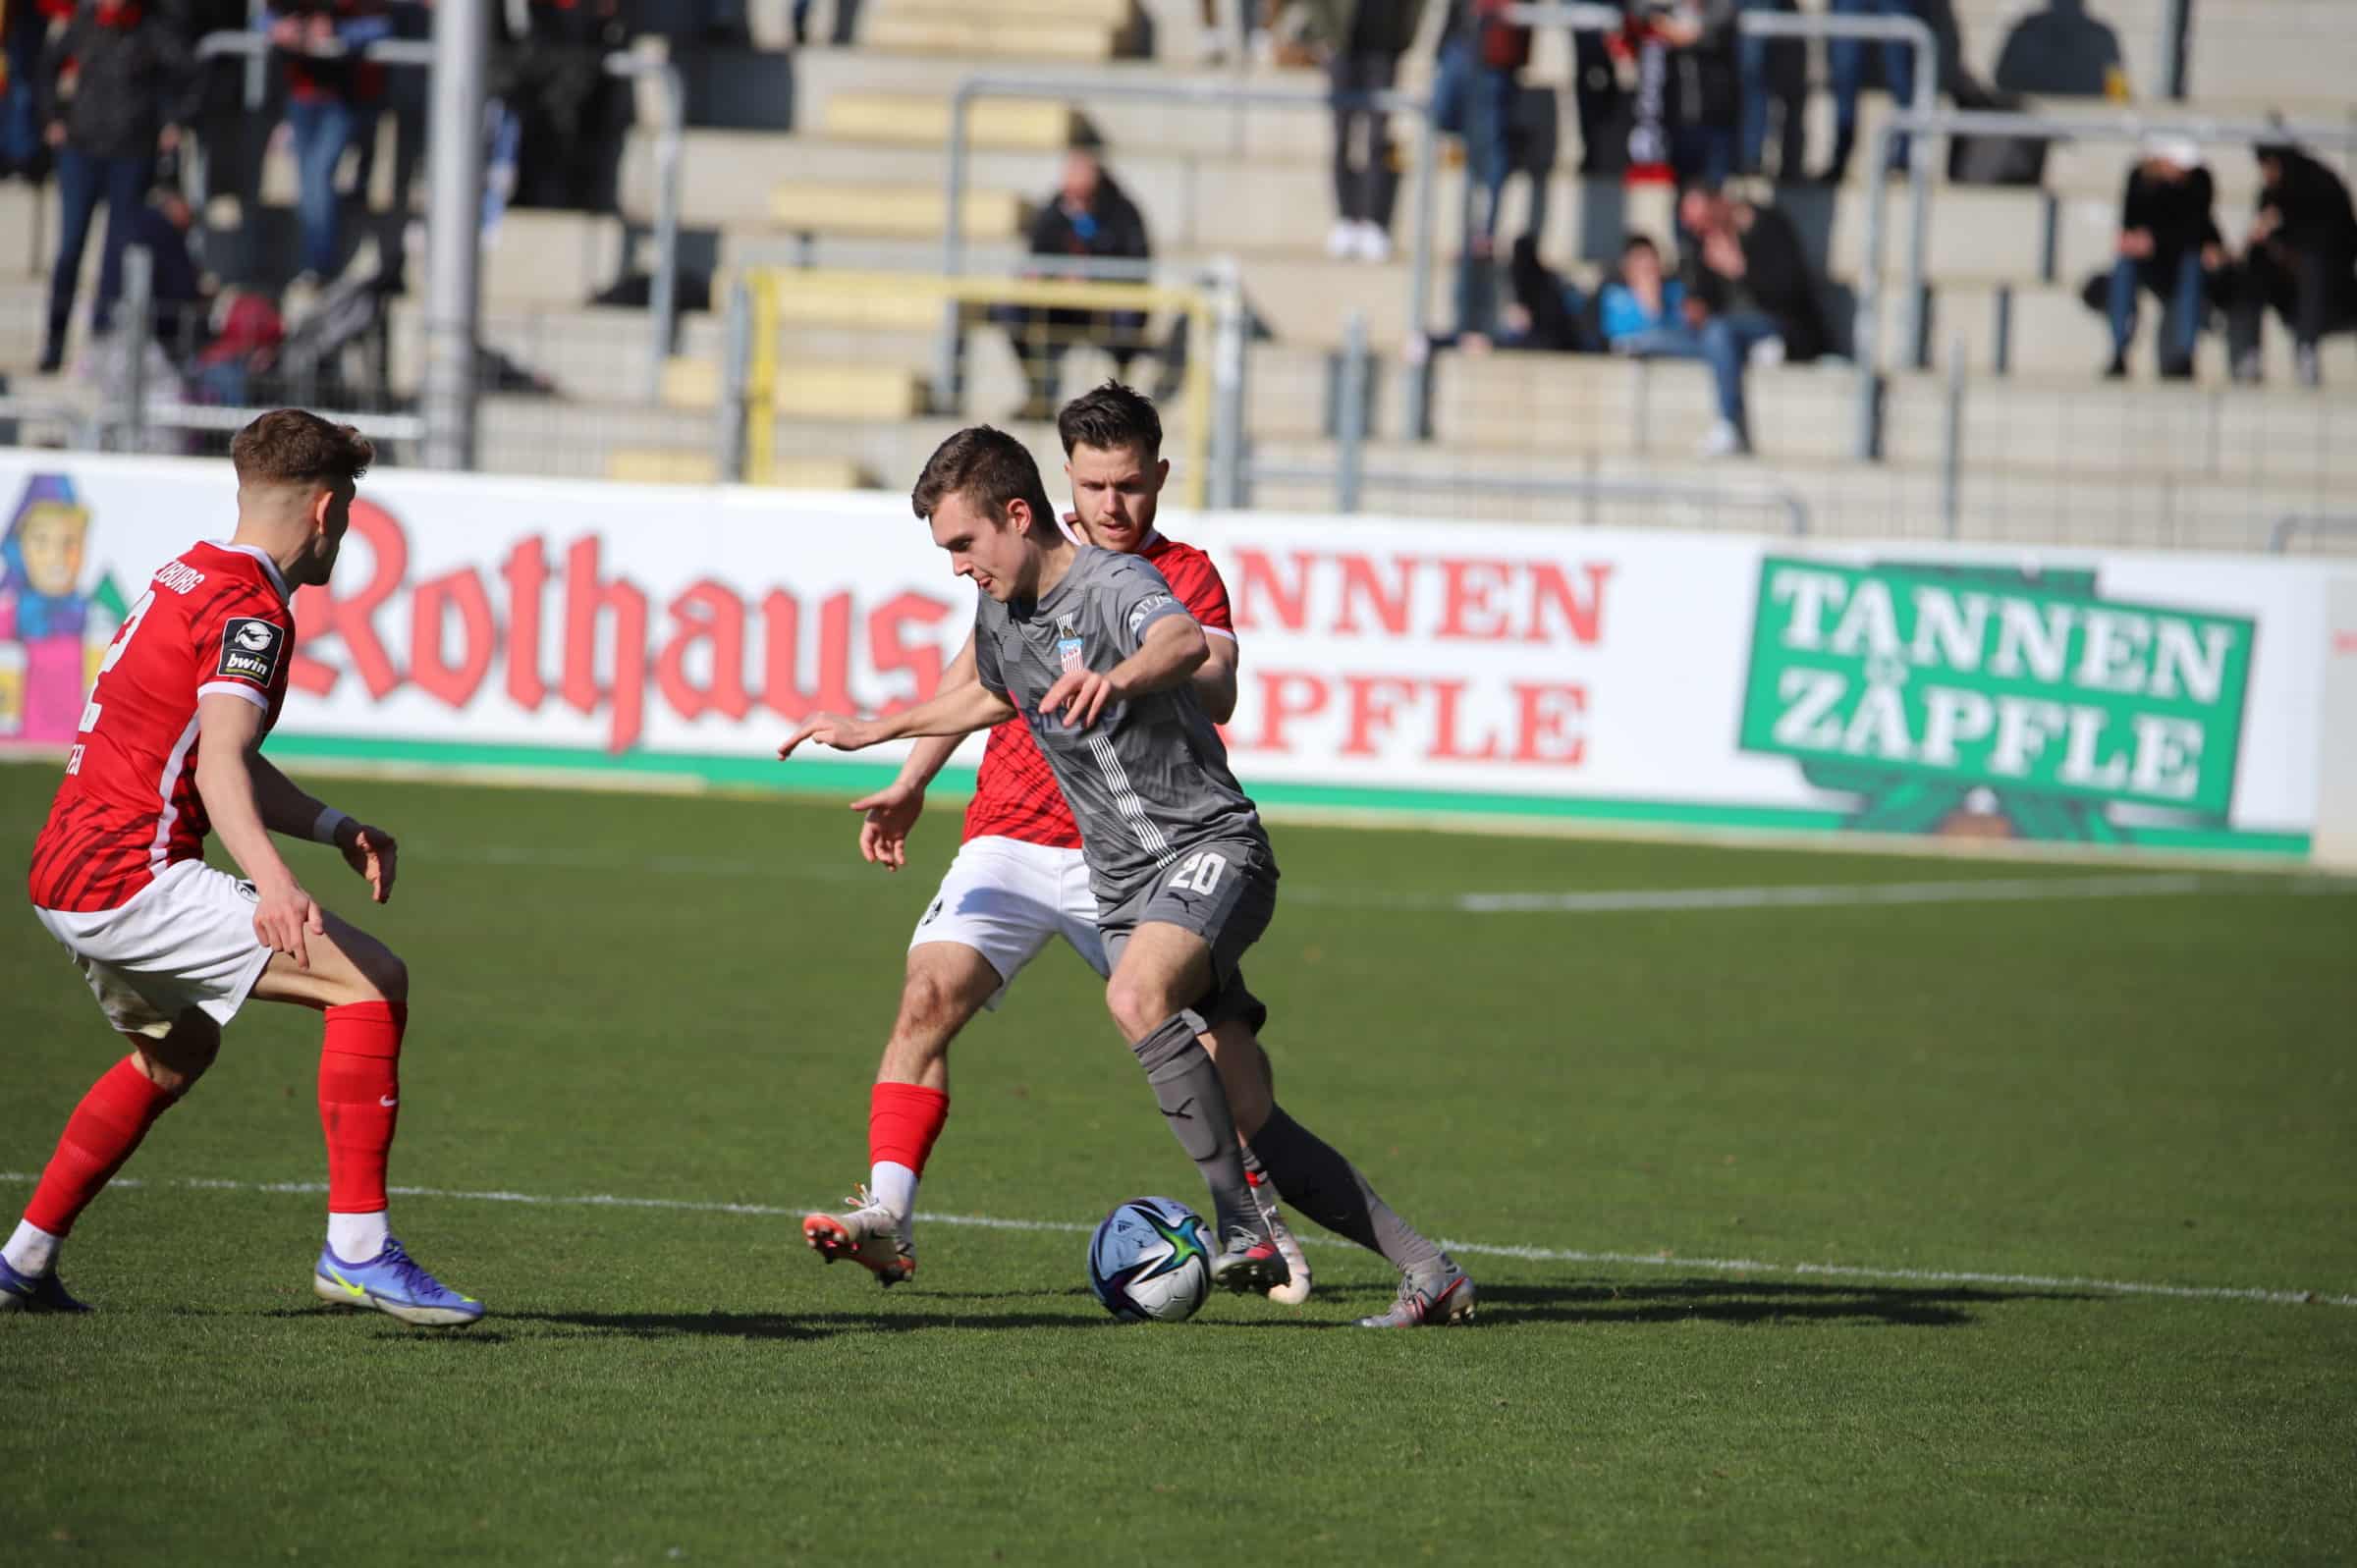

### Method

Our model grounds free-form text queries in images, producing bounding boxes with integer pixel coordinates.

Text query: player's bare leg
[1199,1017,1474,1327]
[804,942,998,1287]
[2,1009,222,1314]
[250,912,481,1327]
[1103,922,1287,1293]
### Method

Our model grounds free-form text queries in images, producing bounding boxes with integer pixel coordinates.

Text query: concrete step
[605,447,871,488]
[862,10,1122,60]
[820,94,1083,151]
[768,181,1029,242]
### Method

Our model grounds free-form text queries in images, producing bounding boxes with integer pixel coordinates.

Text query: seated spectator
[1491,234,1592,352]
[2104,137,2220,381]
[263,1,392,297]
[2221,139,2357,388]
[1993,0,2126,100]
[1674,185,1828,458]
[35,0,197,372]
[123,181,209,360]
[993,145,1153,420]
[1599,235,1687,351]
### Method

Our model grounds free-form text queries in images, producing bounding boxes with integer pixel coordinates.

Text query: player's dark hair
[1057,381,1162,460]
[231,409,374,488]
[910,425,1056,533]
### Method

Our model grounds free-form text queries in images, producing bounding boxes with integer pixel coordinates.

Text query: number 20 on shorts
[1171,851,1226,895]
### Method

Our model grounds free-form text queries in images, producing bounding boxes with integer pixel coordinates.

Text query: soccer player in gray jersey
[782,427,1474,1326]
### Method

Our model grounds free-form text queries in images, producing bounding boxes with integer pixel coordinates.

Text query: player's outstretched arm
[777,679,1017,761]
[845,634,983,871]
[193,695,324,968]
[1041,615,1208,731]
[249,752,399,904]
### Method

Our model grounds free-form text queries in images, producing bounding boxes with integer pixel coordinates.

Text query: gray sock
[1131,1010,1257,1240]
[1248,1104,1442,1274]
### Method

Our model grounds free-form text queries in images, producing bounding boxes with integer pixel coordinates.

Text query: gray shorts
[1096,837,1277,1032]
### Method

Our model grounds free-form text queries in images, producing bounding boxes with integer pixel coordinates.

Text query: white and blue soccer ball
[1088,1196,1212,1324]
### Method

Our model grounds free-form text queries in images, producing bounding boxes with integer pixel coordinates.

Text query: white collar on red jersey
[216,542,292,604]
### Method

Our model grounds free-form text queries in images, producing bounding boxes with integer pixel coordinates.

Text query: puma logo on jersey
[217,618,286,684]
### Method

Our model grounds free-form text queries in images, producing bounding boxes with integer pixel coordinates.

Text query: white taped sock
[868,1161,917,1225]
[4,1220,61,1276]
[328,1212,391,1263]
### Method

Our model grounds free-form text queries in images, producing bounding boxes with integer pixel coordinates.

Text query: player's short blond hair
[231,409,374,489]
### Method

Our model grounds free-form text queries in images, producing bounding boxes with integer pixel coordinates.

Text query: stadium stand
[0,0,2350,551]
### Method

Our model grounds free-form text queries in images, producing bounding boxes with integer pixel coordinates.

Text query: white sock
[328,1211,391,1263]
[4,1220,62,1277]
[868,1161,917,1227]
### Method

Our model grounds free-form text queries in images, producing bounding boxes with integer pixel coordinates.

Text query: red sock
[25,1057,178,1236]
[320,1001,406,1214]
[868,1082,949,1175]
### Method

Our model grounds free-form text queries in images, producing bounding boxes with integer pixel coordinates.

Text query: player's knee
[351,945,409,1005]
[136,1011,222,1095]
[896,968,975,1048]
[1103,976,1167,1042]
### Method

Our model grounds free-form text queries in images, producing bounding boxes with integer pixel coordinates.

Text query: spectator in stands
[2104,137,2219,381]
[792,0,860,47]
[127,180,208,359]
[1735,0,1806,178]
[1821,0,1925,184]
[1307,0,1426,263]
[1491,235,1592,352]
[1,0,59,184]
[1993,0,2126,100]
[995,144,1153,420]
[34,0,197,372]
[1674,185,1827,457]
[1599,234,1687,351]
[494,0,623,211]
[1656,0,1739,189]
[1435,0,1530,251]
[2221,140,2357,388]
[264,1,392,299]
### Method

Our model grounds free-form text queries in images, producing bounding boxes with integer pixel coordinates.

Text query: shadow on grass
[1468,1276,2104,1328]
[497,1307,1114,1341]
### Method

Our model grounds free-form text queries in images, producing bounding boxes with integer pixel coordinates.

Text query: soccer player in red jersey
[797,384,1311,1302]
[5,411,480,1326]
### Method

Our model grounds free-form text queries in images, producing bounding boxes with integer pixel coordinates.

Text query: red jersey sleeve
[191,580,294,711]
[1154,543,1234,635]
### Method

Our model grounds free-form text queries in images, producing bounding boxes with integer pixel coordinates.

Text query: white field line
[3,1170,2348,1310]
[408,842,2347,916]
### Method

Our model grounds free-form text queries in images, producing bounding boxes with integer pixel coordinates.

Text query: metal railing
[939,73,1441,436]
[191,29,685,401]
[2270,516,2357,554]
[1853,109,2357,459]
[1260,307,1812,532]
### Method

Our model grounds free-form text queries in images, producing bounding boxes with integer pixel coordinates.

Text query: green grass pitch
[3,760,2354,1565]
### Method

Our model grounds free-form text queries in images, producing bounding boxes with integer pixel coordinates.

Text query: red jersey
[962,532,1235,848]
[27,542,296,914]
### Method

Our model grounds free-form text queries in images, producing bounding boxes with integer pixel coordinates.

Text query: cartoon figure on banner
[0,474,116,744]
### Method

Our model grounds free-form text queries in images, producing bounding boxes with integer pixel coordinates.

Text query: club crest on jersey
[1056,615,1085,675]
[217,618,286,684]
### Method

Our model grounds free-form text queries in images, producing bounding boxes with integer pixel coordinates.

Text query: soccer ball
[1087,1197,1212,1323]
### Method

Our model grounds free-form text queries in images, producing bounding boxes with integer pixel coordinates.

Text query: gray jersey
[973,546,1270,902]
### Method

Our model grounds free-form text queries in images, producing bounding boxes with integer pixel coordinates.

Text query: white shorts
[909,836,1107,1009]
[32,858,274,1038]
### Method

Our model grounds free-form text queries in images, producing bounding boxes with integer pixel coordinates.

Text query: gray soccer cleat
[1249,1175,1313,1305]
[1356,1256,1477,1327]
[801,1186,915,1287]
[1208,1226,1292,1296]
